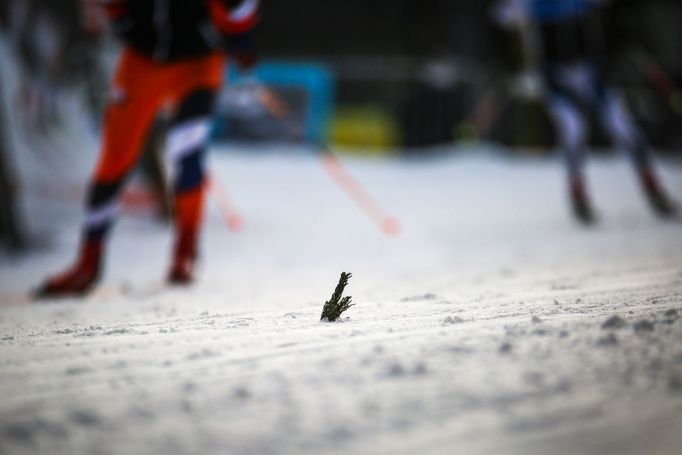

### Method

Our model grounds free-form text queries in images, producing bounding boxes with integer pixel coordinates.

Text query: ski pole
[244,81,400,235]
[317,144,401,236]
[206,173,244,232]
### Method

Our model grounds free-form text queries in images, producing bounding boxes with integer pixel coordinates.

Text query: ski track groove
[2,272,679,411]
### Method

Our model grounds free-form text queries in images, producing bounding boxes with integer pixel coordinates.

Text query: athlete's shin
[169,185,205,284]
[166,89,215,284]
[83,179,126,245]
[168,138,208,284]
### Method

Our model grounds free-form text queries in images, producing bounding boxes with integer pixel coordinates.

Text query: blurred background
[0,0,681,249]
[258,0,682,151]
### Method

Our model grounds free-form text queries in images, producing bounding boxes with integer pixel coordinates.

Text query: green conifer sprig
[321,272,354,322]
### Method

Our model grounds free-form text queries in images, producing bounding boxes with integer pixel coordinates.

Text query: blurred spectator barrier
[214,61,334,145]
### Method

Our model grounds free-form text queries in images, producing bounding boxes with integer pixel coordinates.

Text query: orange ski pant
[95,48,224,181]
[85,48,225,245]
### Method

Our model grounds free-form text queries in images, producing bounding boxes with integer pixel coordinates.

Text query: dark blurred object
[0,71,27,252]
[402,61,474,148]
[476,0,682,152]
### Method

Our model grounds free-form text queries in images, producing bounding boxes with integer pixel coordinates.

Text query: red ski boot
[167,230,197,285]
[570,178,595,225]
[34,241,103,299]
[639,168,676,218]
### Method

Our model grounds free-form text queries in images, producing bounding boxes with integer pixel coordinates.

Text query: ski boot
[570,178,595,225]
[167,230,197,285]
[639,168,676,218]
[34,241,102,299]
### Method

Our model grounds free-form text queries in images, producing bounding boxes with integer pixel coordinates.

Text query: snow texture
[1,146,681,455]
[1,43,682,455]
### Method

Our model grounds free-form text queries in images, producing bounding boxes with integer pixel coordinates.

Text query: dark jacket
[529,0,604,66]
[101,0,259,64]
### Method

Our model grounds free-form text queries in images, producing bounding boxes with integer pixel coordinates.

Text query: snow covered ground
[1,139,682,454]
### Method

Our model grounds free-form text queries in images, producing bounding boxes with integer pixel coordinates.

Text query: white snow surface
[1,143,682,455]
[2,44,682,455]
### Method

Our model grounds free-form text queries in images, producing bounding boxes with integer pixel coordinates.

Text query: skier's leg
[600,90,675,216]
[548,94,594,223]
[600,89,647,163]
[35,50,165,298]
[166,88,216,284]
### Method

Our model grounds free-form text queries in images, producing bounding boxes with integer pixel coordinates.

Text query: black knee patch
[87,180,125,208]
[175,150,204,192]
[173,89,216,124]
